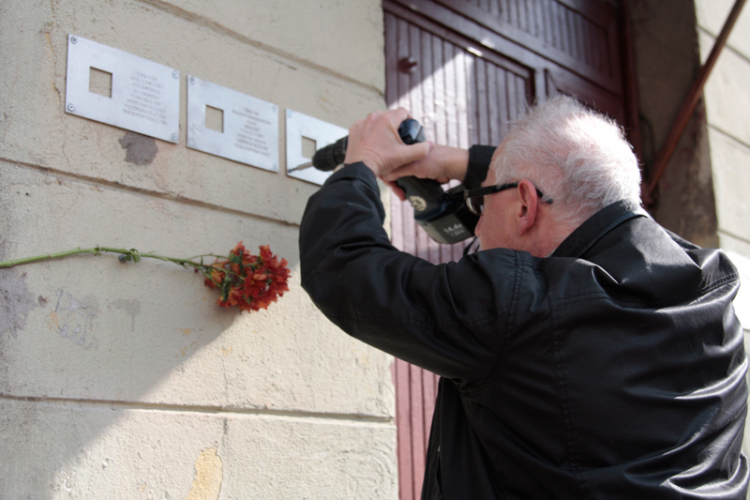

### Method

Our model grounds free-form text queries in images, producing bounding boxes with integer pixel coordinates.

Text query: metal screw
[171,133,178,142]
[172,71,179,79]
[287,110,292,118]
[188,139,195,147]
[70,36,77,44]
[67,103,75,112]
[189,76,195,85]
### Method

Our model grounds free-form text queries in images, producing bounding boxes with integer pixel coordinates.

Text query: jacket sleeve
[463,145,496,189]
[299,162,520,385]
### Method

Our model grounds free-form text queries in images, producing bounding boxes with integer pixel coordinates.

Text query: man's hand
[343,108,434,177]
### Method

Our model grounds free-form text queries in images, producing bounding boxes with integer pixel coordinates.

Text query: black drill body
[309,119,478,244]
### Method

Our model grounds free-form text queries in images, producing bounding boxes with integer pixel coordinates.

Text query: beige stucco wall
[694,0,750,480]
[0,0,397,498]
[695,0,750,319]
[630,0,718,249]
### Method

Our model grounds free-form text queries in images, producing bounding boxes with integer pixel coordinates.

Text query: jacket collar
[551,200,649,259]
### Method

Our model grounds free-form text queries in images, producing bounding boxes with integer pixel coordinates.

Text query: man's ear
[516,180,539,235]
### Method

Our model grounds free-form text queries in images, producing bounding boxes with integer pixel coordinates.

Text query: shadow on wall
[0,258,236,497]
[0,168,303,497]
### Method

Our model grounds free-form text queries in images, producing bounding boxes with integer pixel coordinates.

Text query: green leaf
[199,266,213,280]
[220,280,231,301]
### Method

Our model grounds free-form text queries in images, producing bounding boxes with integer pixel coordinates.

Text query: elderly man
[299,97,748,499]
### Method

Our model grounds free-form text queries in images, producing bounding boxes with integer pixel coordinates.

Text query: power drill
[306,119,478,244]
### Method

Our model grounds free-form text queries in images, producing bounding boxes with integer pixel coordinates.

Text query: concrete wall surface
[629,0,718,248]
[694,0,750,481]
[0,0,397,498]
[695,0,750,259]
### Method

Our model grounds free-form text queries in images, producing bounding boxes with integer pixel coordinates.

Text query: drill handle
[393,119,446,213]
[394,176,446,214]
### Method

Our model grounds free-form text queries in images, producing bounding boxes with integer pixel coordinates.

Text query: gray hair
[492,95,641,227]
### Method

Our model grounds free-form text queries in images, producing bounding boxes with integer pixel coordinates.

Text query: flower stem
[0,247,100,268]
[0,246,208,270]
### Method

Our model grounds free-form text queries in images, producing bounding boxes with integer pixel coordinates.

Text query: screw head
[188,139,195,147]
[172,70,179,79]
[70,36,77,44]
[287,110,292,118]
[171,133,178,142]
[67,103,75,112]
[189,76,195,85]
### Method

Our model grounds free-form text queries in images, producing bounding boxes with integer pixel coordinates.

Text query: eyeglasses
[463,182,553,216]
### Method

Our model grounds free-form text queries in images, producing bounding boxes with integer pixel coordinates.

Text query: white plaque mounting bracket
[65,34,181,143]
[285,110,348,186]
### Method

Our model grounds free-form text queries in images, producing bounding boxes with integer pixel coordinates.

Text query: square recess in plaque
[286,110,348,186]
[187,76,279,172]
[65,35,180,143]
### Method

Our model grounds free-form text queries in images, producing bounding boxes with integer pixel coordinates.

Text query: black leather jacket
[299,161,749,499]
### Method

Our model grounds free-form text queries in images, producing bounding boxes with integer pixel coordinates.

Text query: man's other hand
[343,108,434,177]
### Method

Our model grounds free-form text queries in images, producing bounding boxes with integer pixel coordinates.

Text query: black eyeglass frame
[463,182,553,216]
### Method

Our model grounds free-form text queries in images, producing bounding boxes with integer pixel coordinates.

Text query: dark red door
[384,1,636,499]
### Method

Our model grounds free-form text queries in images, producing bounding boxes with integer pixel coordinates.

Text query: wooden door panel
[440,0,622,90]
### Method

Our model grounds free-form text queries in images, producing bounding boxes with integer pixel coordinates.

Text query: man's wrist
[342,155,383,177]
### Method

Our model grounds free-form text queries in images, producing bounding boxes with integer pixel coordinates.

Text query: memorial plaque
[286,110,348,186]
[187,76,279,172]
[65,35,180,143]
